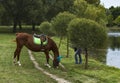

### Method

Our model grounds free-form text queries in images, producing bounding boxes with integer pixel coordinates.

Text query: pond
[107,48,120,68]
[106,32,120,68]
[90,31,120,69]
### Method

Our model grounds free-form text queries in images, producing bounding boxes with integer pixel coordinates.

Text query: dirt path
[28,50,71,83]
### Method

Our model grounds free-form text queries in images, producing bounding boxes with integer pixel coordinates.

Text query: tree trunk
[66,36,69,58]
[84,48,88,69]
[18,21,22,30]
[58,36,63,49]
[13,19,17,33]
[32,23,35,31]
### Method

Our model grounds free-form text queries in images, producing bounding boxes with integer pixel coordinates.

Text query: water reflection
[106,32,120,68]
[107,48,120,68]
[91,32,120,68]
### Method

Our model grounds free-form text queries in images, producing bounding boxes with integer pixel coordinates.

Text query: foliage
[42,0,74,21]
[24,0,44,25]
[107,15,114,27]
[114,16,120,26]
[85,0,100,5]
[109,6,120,20]
[72,0,87,17]
[84,5,107,26]
[51,11,76,56]
[0,0,44,31]
[106,6,120,27]
[51,11,76,37]
[72,0,107,26]
[39,21,53,35]
[68,18,108,49]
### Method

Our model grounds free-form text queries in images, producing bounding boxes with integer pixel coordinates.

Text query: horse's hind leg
[13,48,18,64]
[14,44,23,66]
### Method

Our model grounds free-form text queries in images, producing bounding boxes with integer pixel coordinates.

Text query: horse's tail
[12,33,19,42]
[15,33,19,36]
[12,40,16,42]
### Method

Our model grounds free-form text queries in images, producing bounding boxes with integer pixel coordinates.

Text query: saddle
[33,33,48,46]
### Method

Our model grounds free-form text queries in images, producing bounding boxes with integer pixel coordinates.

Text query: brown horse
[14,32,60,68]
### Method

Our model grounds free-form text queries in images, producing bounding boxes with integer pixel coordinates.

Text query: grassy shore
[1,33,120,83]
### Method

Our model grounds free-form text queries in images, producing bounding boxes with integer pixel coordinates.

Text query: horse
[14,32,60,68]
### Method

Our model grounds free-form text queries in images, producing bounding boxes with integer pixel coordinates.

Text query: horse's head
[53,59,60,68]
[53,56,62,68]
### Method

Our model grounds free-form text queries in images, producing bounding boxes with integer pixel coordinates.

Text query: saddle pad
[33,36,48,45]
[33,37,41,45]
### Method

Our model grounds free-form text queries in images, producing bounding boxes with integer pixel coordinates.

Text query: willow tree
[68,18,108,69]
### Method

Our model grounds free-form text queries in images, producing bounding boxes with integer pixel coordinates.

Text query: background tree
[72,0,87,17]
[72,0,107,26]
[84,5,107,26]
[110,6,120,20]
[107,6,120,27]
[51,11,76,57]
[24,0,44,31]
[42,0,74,21]
[114,16,120,26]
[85,0,100,5]
[1,0,43,32]
[68,18,108,69]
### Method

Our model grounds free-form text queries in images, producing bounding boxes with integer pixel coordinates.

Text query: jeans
[75,53,82,64]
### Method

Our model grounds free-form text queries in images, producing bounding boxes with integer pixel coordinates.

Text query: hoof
[17,61,21,66]
[45,64,51,68]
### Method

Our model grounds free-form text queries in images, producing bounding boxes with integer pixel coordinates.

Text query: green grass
[1,32,120,83]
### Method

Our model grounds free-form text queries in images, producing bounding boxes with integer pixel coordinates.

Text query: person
[74,47,82,64]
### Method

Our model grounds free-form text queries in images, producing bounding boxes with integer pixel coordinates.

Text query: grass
[1,26,120,83]
[33,37,120,83]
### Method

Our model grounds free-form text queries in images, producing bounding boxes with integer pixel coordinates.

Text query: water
[106,32,120,68]
[107,48,120,68]
[108,32,120,37]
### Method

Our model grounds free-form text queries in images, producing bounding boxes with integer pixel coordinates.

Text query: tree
[114,16,120,26]
[42,0,74,21]
[51,11,76,57]
[109,6,120,20]
[39,21,53,35]
[84,5,107,26]
[25,0,44,31]
[85,0,100,5]
[72,0,107,26]
[72,0,87,17]
[68,18,108,69]
[1,0,43,32]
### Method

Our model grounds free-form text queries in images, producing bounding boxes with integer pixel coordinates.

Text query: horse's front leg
[44,51,51,68]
